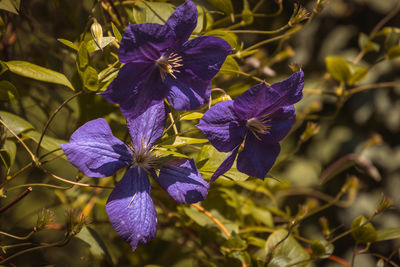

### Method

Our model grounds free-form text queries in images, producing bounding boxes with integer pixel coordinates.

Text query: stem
[6,183,72,192]
[0,187,32,214]
[98,60,120,81]
[35,91,83,157]
[221,69,266,83]
[0,118,36,162]
[191,203,231,238]
[346,81,400,96]
[168,112,178,135]
[227,24,289,35]
[0,230,35,240]
[243,26,302,52]
[0,163,33,189]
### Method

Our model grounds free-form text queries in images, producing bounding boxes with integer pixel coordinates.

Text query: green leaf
[111,23,122,42]
[206,30,239,50]
[23,130,66,155]
[0,140,16,169]
[132,1,175,24]
[264,229,310,267]
[376,227,400,241]
[77,44,99,91]
[197,145,248,181]
[0,81,18,101]
[154,147,189,159]
[348,67,368,85]
[241,8,254,25]
[194,6,214,34]
[219,55,240,74]
[310,240,326,258]
[161,136,208,149]
[206,0,233,16]
[86,37,116,53]
[75,226,113,264]
[387,46,400,59]
[0,0,19,14]
[77,44,89,71]
[180,112,203,120]
[57,38,78,51]
[351,215,377,243]
[0,111,34,136]
[384,28,400,52]
[4,61,74,91]
[358,33,379,53]
[325,56,352,84]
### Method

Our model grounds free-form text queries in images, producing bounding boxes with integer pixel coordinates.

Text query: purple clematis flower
[197,71,304,181]
[101,0,232,118]
[61,101,208,250]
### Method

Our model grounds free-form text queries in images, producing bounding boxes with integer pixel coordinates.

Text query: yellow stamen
[156,53,183,82]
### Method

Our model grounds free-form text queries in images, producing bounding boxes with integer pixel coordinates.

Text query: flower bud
[376,195,392,214]
[65,209,87,236]
[289,4,310,27]
[90,19,103,51]
[36,209,56,230]
[300,122,320,142]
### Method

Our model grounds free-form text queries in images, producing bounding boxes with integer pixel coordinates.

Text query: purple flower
[61,101,208,250]
[101,0,232,118]
[197,71,304,181]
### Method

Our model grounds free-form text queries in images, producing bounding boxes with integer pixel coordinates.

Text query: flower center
[129,143,158,171]
[156,53,183,82]
[246,114,271,140]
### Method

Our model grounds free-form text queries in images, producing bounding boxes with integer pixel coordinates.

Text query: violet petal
[237,134,280,179]
[210,145,240,182]
[165,0,197,46]
[105,167,157,251]
[197,100,246,152]
[157,158,209,204]
[61,118,132,177]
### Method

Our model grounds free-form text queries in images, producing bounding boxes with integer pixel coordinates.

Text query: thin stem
[6,183,72,192]
[168,112,178,135]
[0,187,32,214]
[35,91,83,157]
[243,26,302,52]
[191,203,231,238]
[221,69,266,83]
[371,253,400,267]
[0,163,33,189]
[0,118,36,162]
[0,230,35,240]
[346,81,400,96]
[227,24,289,35]
[98,60,120,81]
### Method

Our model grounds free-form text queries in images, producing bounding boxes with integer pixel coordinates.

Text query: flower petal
[157,158,209,204]
[165,74,211,111]
[126,100,167,150]
[165,0,197,45]
[61,119,132,177]
[180,35,232,81]
[237,133,280,179]
[197,100,246,152]
[106,167,157,251]
[210,145,240,182]
[118,23,174,63]
[260,105,296,143]
[233,71,304,120]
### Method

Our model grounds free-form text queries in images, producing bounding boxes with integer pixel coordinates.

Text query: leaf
[219,55,240,74]
[0,140,16,169]
[387,46,400,60]
[264,229,310,267]
[161,136,208,149]
[23,130,66,155]
[0,111,34,136]
[376,227,400,241]
[242,8,254,25]
[132,1,175,24]
[358,33,379,53]
[4,61,74,91]
[194,6,214,34]
[75,226,113,264]
[351,215,377,243]
[180,112,203,120]
[206,0,233,16]
[206,30,239,50]
[154,147,189,159]
[0,80,18,101]
[0,0,19,14]
[77,44,99,91]
[384,28,400,52]
[325,56,351,84]
[111,23,122,42]
[57,38,78,51]
[86,37,116,53]
[348,67,368,85]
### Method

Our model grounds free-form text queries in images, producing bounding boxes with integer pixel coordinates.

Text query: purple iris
[61,101,208,250]
[197,71,304,181]
[101,0,232,118]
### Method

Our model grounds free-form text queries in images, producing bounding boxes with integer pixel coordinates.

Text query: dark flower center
[129,142,158,171]
[156,53,183,82]
[246,114,271,140]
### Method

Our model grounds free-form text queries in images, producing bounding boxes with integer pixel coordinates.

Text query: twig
[0,187,32,213]
[191,203,231,238]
